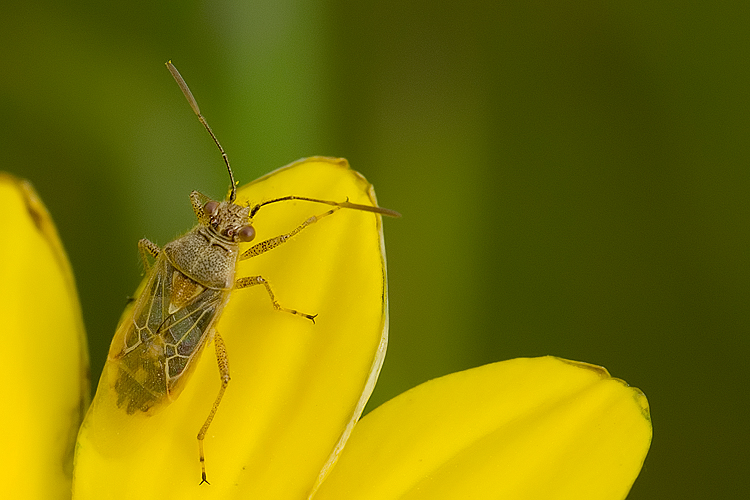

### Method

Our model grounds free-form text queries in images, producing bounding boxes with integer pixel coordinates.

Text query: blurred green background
[2,1,749,498]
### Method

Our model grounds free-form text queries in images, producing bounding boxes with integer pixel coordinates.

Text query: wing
[107,256,225,415]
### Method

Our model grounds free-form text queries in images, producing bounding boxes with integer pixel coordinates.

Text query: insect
[106,61,400,484]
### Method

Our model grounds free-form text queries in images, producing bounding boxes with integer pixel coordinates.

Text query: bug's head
[202,199,255,243]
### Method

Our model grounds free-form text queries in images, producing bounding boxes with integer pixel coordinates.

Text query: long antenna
[166,61,237,203]
[250,195,401,218]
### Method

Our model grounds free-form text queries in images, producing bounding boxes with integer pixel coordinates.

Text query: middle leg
[235,275,317,323]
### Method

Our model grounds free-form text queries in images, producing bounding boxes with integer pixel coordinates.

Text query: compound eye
[204,200,220,217]
[238,225,256,242]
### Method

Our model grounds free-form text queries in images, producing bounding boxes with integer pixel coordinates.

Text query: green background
[2,1,748,498]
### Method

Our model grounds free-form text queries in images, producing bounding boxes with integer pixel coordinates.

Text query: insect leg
[239,207,340,260]
[197,330,230,485]
[188,191,212,226]
[235,276,317,323]
[138,238,161,272]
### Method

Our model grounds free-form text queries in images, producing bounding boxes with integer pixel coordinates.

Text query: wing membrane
[107,256,224,414]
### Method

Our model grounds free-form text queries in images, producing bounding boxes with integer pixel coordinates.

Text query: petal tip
[1,173,59,251]
[552,357,651,421]
[631,386,651,423]
[552,356,611,379]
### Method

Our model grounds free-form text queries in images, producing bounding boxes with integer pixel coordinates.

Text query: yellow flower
[315,357,652,500]
[0,173,89,499]
[1,158,651,500]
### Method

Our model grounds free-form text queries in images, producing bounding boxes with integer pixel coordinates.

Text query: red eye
[238,225,255,242]
[204,201,219,216]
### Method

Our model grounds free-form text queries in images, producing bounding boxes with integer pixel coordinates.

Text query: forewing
[160,279,225,401]
[107,256,224,415]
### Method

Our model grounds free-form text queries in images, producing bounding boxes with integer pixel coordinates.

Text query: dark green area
[2,1,748,498]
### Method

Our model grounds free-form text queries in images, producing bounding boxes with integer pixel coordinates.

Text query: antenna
[166,61,237,203]
[250,195,401,218]
[166,61,401,220]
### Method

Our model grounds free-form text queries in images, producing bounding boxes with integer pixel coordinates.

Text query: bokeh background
[2,1,749,498]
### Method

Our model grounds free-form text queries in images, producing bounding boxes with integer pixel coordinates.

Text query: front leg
[138,238,161,273]
[239,207,339,260]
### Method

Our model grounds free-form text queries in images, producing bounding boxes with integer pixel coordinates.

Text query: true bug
[106,61,400,484]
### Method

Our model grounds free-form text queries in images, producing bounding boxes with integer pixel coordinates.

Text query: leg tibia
[235,276,317,323]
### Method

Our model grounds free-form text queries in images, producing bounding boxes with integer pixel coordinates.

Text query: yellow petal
[0,174,89,499]
[73,157,390,499]
[314,356,652,500]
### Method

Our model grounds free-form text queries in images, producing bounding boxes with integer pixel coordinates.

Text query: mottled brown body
[107,194,249,415]
[105,61,400,484]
